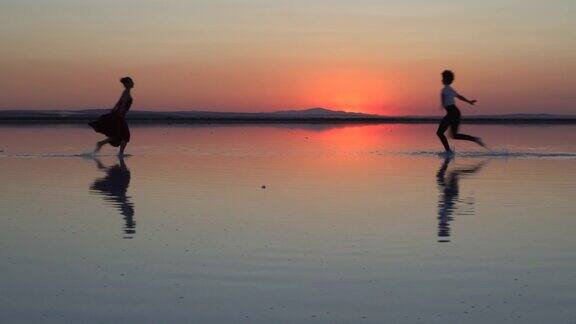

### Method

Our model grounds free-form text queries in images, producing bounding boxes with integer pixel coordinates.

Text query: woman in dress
[89,77,134,156]
[436,70,486,154]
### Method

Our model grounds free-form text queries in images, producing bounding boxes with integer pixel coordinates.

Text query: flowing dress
[89,96,132,147]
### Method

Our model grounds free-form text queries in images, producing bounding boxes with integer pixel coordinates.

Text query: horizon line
[1,107,575,118]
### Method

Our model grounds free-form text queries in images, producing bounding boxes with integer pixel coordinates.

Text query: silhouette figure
[89,77,134,157]
[436,156,487,242]
[90,157,135,238]
[437,70,486,154]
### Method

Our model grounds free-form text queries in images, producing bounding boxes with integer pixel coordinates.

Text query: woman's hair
[442,70,454,84]
[120,77,134,87]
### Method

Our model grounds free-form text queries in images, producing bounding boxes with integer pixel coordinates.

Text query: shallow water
[1,124,576,323]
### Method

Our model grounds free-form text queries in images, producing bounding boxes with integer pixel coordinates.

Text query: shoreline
[2,108,576,124]
[1,117,576,125]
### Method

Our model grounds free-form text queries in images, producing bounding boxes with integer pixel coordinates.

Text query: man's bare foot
[475,137,488,149]
[441,150,455,157]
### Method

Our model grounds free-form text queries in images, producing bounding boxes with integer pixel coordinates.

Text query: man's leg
[450,118,484,147]
[436,116,452,152]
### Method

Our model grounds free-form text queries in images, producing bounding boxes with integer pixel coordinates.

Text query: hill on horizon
[0,107,378,118]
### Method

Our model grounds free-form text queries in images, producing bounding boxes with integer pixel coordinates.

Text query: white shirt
[441,85,459,108]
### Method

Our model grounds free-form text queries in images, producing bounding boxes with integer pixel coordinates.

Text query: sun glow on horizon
[298,69,397,115]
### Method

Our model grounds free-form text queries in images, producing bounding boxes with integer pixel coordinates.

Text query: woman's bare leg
[94,139,111,154]
[118,140,128,157]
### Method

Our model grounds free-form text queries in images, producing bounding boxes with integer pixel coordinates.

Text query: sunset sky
[1,0,574,115]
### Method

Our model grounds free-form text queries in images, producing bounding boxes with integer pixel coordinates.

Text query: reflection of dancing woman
[89,77,134,156]
[436,157,487,242]
[90,157,135,238]
[437,70,486,154]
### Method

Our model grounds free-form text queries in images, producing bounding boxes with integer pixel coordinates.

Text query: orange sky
[0,0,574,115]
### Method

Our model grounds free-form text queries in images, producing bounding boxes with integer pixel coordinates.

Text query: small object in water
[261,185,266,189]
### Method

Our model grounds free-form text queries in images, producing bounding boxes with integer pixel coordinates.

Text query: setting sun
[299,69,394,114]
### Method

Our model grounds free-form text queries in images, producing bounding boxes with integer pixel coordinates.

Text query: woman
[436,70,486,154]
[89,77,134,156]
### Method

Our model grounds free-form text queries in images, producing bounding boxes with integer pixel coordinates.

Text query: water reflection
[90,157,135,238]
[436,157,487,243]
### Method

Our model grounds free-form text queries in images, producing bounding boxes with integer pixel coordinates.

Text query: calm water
[1,124,576,323]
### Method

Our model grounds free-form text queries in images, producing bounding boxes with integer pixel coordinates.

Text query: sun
[299,69,394,114]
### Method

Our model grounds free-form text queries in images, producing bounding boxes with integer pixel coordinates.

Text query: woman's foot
[93,143,103,155]
[118,141,128,157]
[93,139,109,155]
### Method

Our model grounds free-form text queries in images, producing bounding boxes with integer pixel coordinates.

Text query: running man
[437,70,486,154]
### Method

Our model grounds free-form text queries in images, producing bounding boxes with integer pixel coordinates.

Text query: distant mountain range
[1,108,575,124]
[0,107,374,119]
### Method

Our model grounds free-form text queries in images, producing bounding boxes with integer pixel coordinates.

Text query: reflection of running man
[436,157,487,242]
[437,70,486,154]
[90,157,135,238]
